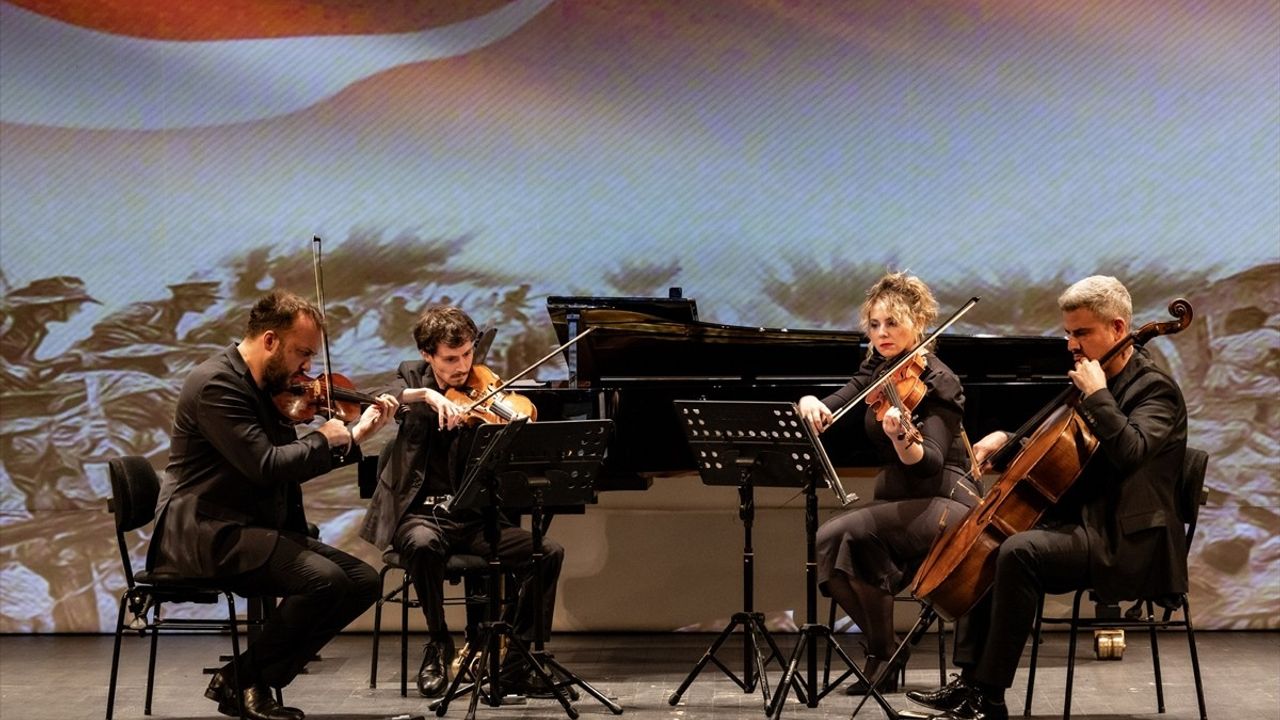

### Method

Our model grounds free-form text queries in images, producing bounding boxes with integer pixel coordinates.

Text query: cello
[910,298,1193,621]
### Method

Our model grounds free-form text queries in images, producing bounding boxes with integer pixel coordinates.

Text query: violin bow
[459,326,597,414]
[311,236,338,419]
[827,296,980,426]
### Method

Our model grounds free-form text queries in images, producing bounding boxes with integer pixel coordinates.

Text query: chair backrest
[1177,447,1209,549]
[107,456,162,533]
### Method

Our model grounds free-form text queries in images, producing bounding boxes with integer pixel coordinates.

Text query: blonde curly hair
[859,272,938,346]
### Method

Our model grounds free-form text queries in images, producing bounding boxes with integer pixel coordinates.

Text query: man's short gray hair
[1058,275,1132,324]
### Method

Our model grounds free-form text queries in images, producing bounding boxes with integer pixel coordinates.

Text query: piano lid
[545,294,1070,384]
[546,294,867,381]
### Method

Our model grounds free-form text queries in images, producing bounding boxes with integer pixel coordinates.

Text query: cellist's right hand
[798,395,834,433]
[972,430,1010,467]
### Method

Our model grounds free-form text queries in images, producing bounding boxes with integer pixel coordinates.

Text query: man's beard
[263,349,294,394]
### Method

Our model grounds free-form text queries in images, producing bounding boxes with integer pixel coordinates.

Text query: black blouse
[821,352,979,506]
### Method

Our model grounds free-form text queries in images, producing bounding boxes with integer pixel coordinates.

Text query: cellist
[357,305,564,699]
[906,276,1189,720]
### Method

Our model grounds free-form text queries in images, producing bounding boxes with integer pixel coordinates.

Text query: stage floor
[1,631,1274,719]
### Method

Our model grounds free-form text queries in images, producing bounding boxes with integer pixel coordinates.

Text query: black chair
[104,455,248,720]
[822,593,949,691]
[1024,447,1210,720]
[367,548,494,697]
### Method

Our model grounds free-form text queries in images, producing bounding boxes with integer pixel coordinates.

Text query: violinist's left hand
[880,406,905,438]
[1068,358,1107,397]
[352,393,401,444]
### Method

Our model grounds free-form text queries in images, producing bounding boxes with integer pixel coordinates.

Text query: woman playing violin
[357,305,563,699]
[798,272,981,695]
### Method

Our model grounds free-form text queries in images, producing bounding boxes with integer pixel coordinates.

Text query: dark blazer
[147,345,358,578]
[1072,346,1189,602]
[359,360,469,549]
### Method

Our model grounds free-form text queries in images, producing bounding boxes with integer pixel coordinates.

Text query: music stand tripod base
[669,400,856,711]
[431,419,621,719]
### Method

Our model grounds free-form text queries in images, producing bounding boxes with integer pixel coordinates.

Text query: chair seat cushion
[133,571,227,603]
[381,549,489,574]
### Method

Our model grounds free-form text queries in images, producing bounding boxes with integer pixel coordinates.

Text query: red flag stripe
[7,0,519,40]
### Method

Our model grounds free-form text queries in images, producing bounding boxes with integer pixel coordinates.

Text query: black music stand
[658,401,893,720]
[667,400,851,712]
[431,419,620,720]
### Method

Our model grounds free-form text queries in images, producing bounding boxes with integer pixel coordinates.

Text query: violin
[866,351,926,444]
[274,372,383,424]
[444,363,537,426]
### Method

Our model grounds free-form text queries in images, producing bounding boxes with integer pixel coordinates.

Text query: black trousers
[394,510,564,645]
[222,532,380,688]
[953,524,1091,689]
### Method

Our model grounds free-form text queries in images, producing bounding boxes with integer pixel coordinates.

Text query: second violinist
[798,272,981,695]
[358,305,563,699]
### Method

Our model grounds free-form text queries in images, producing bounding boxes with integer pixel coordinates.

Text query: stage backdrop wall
[1,0,1277,633]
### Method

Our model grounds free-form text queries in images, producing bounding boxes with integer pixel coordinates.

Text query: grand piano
[520,292,1073,491]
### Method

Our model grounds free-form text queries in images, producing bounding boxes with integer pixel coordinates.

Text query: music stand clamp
[431,419,622,720]
[667,400,855,711]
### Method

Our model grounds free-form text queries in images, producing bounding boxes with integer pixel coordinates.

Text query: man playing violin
[799,272,983,695]
[906,276,1189,720]
[358,305,564,698]
[147,290,400,720]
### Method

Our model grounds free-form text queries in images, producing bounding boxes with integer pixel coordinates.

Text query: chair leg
[1146,600,1166,713]
[145,602,160,715]
[226,593,247,720]
[822,596,838,689]
[400,570,410,698]
[106,594,130,720]
[1063,590,1084,720]
[1024,593,1045,717]
[1181,595,1208,720]
[370,565,389,689]
[936,616,947,686]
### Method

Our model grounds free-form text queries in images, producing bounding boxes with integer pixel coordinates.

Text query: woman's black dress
[816,352,981,594]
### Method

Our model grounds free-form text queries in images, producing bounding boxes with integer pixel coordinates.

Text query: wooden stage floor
[1,631,1274,719]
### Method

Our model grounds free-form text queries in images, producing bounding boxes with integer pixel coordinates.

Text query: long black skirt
[816,496,968,594]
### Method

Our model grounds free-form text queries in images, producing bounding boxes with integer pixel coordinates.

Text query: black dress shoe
[504,665,561,699]
[845,650,909,695]
[206,670,304,719]
[905,674,971,712]
[941,687,1008,720]
[215,683,304,720]
[416,641,453,698]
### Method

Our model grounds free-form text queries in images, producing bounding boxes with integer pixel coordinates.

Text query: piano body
[522,294,1073,490]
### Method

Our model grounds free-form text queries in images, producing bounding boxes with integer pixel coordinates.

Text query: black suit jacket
[147,345,359,578]
[1069,346,1189,602]
[358,360,474,549]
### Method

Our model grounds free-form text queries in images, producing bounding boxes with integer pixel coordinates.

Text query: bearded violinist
[146,290,400,720]
[358,305,564,698]
[906,276,1189,720]
[798,272,982,695]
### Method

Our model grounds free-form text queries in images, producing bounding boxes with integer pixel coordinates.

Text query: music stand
[432,419,620,720]
[678,400,909,720]
[667,400,853,712]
